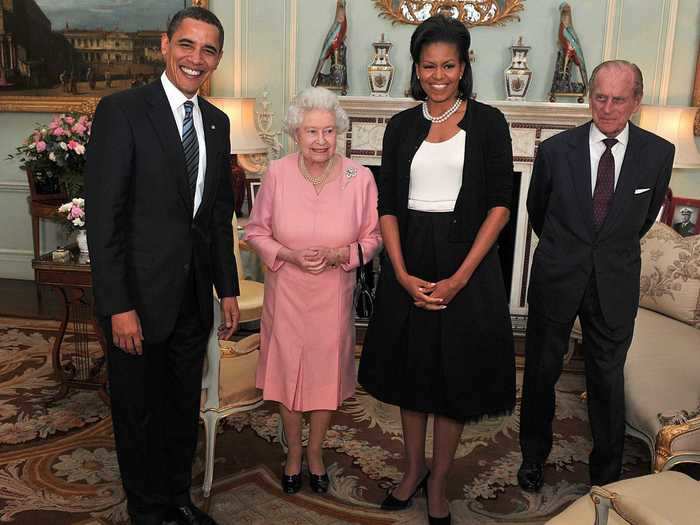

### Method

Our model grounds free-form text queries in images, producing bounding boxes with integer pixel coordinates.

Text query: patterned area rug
[0,317,651,524]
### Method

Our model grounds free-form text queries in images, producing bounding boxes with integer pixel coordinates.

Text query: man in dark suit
[85,7,239,525]
[517,60,674,491]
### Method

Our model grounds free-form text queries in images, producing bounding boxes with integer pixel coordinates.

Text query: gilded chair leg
[202,411,220,498]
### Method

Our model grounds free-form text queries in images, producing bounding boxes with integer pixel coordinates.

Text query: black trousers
[519,275,634,486]
[102,272,208,524]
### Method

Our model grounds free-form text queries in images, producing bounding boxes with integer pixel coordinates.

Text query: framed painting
[694,42,700,136]
[663,197,700,238]
[0,0,208,113]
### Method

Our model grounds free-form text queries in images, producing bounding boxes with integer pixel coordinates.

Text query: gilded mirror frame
[0,0,209,113]
[374,0,525,27]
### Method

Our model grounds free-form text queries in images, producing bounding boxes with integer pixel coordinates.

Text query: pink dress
[244,153,381,411]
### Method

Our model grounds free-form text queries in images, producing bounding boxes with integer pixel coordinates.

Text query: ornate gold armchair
[546,471,700,525]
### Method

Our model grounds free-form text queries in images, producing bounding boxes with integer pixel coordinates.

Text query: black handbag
[354,243,375,319]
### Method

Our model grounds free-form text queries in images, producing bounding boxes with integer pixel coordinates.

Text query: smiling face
[295,109,337,168]
[161,17,222,98]
[415,41,465,104]
[590,66,641,138]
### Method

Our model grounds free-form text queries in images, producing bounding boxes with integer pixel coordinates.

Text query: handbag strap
[357,243,368,287]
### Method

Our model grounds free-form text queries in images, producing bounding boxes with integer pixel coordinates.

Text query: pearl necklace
[422,98,463,123]
[299,154,336,186]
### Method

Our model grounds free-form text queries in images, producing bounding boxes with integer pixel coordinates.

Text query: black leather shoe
[309,472,330,493]
[380,470,429,511]
[166,503,218,525]
[281,471,303,494]
[517,462,544,492]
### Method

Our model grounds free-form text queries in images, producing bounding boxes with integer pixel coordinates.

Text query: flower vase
[76,229,89,254]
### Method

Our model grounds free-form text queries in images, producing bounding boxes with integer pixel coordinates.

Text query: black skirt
[358,210,515,422]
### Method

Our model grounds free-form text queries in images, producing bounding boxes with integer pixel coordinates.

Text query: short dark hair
[409,15,473,101]
[167,6,224,51]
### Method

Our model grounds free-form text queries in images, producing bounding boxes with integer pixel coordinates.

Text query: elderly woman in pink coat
[245,86,381,495]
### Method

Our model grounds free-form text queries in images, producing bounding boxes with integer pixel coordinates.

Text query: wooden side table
[32,249,108,402]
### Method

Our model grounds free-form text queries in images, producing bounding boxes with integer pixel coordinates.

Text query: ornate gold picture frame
[373,0,525,27]
[0,0,208,113]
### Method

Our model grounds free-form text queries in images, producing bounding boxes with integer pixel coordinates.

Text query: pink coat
[245,153,381,411]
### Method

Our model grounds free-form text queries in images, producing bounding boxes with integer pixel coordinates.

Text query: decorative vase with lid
[368,33,395,97]
[504,36,532,101]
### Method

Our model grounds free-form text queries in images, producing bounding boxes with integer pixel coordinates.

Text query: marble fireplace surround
[337,96,592,328]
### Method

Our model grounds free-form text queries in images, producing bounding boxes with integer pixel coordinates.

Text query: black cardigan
[377,99,514,244]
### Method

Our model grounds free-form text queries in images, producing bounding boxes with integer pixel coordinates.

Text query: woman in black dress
[358,16,516,525]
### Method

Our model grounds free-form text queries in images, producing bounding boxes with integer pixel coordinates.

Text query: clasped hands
[281,246,348,274]
[399,273,465,311]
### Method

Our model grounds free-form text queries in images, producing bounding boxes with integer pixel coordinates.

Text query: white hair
[283,87,349,137]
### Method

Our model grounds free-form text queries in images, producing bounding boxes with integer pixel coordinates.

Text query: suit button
[452,220,457,224]
[184,263,190,273]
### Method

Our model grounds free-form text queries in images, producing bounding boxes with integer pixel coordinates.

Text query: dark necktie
[592,138,618,229]
[182,100,199,199]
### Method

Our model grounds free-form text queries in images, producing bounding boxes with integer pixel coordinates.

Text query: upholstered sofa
[625,223,700,473]
[546,471,700,524]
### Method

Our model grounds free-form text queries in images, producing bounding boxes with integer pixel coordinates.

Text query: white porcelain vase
[76,229,89,254]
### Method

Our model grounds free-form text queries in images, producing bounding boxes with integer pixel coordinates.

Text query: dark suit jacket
[85,80,239,343]
[526,121,674,328]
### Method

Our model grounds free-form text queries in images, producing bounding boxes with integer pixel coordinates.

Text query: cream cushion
[639,223,700,328]
[625,307,700,450]
[546,471,700,525]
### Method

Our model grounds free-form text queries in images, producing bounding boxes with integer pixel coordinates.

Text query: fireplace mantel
[337,96,592,325]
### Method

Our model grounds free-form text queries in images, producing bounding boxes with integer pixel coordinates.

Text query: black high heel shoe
[309,472,330,493]
[428,513,451,525]
[425,477,451,524]
[380,470,430,511]
[281,470,302,494]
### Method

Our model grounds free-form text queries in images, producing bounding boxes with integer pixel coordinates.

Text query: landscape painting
[0,0,208,112]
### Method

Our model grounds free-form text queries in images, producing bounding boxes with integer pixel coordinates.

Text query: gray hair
[283,87,349,137]
[589,60,644,99]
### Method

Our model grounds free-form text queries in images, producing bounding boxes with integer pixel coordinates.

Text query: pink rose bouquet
[58,198,86,231]
[8,113,92,197]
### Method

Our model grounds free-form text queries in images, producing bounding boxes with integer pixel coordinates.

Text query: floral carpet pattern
[0,317,651,524]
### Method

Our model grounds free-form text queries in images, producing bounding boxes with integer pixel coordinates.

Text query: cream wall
[0,0,698,279]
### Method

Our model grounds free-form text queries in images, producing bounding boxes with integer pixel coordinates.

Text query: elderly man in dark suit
[518,60,674,491]
[85,7,238,525]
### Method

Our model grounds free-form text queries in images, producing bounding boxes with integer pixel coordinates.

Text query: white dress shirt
[589,122,629,196]
[161,72,206,215]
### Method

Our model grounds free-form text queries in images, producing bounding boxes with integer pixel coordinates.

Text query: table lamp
[638,106,700,168]
[207,97,268,215]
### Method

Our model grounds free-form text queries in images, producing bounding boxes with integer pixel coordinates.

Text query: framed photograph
[0,0,208,113]
[664,197,700,237]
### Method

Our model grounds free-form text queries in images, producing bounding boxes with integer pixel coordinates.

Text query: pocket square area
[634,188,651,194]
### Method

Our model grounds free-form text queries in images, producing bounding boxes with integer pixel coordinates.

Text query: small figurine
[549,2,588,103]
[311,0,348,95]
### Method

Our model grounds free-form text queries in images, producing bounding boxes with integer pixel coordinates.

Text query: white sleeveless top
[408,130,465,212]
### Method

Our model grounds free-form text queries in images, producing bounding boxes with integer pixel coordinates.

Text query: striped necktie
[182,100,199,199]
